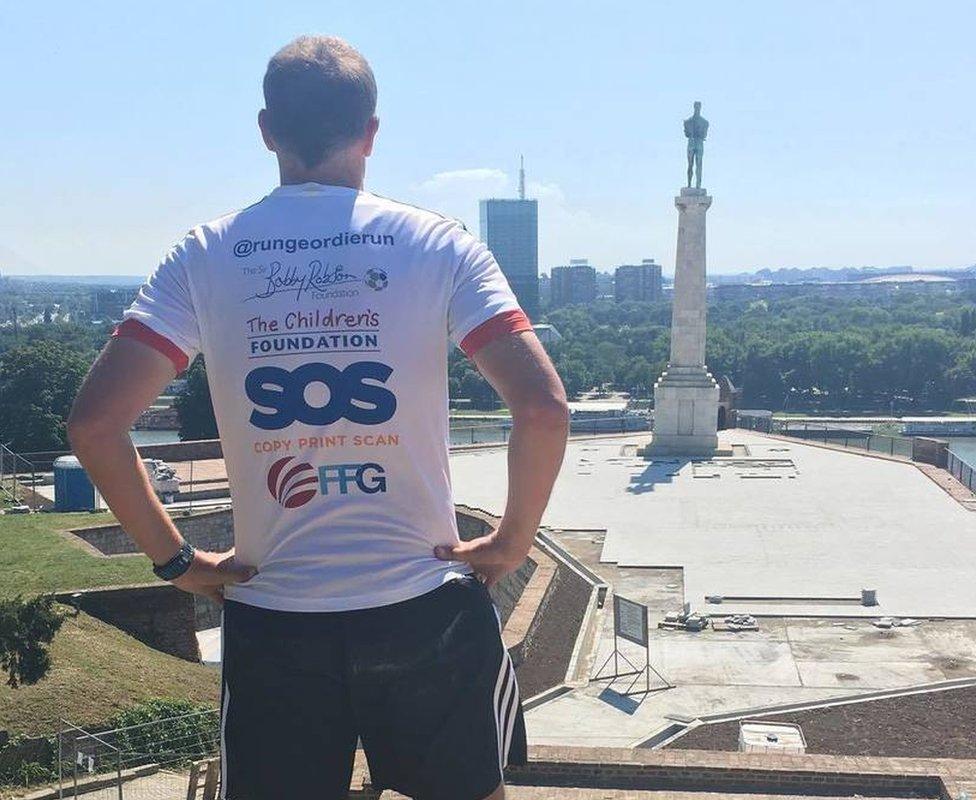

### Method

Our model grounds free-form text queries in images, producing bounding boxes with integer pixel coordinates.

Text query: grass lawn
[0,611,219,737]
[0,512,156,599]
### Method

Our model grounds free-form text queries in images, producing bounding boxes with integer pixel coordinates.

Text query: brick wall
[55,585,200,662]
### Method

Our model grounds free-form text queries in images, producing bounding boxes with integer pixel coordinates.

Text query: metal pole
[57,730,63,800]
[645,638,651,693]
[116,742,123,800]
[189,460,194,514]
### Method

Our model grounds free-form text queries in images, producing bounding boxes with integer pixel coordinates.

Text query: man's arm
[67,338,255,601]
[435,331,568,584]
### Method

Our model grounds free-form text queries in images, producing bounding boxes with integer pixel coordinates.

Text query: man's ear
[258,109,276,153]
[362,116,379,157]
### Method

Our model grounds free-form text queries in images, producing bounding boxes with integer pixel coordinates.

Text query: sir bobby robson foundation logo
[267,455,387,509]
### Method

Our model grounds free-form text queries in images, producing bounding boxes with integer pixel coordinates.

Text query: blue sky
[2,1,973,277]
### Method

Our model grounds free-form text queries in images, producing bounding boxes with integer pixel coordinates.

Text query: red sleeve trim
[460,309,533,357]
[112,318,189,374]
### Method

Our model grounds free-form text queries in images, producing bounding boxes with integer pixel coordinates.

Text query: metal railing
[947,449,976,494]
[57,710,220,799]
[0,442,39,508]
[734,414,915,459]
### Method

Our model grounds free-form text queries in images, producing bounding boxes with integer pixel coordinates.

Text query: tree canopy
[0,340,90,452]
[529,292,976,412]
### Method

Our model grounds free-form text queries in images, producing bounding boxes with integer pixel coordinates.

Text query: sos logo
[245,361,396,430]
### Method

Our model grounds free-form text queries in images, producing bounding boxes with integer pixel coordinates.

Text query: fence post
[116,741,123,800]
[57,730,63,800]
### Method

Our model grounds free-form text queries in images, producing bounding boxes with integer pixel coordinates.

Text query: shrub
[0,595,64,687]
[110,699,218,768]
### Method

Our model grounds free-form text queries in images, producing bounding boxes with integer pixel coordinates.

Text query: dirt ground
[668,685,976,758]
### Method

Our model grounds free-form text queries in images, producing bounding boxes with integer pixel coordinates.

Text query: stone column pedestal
[645,187,722,457]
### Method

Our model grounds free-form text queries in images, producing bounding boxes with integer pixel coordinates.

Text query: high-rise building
[479,157,539,319]
[538,272,551,310]
[614,259,663,303]
[550,259,597,307]
[595,270,614,300]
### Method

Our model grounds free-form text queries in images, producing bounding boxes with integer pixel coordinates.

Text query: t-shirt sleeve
[446,226,533,357]
[113,233,202,374]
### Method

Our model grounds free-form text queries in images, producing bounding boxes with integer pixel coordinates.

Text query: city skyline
[1,2,974,277]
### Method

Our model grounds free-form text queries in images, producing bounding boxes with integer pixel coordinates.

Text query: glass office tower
[479,198,539,320]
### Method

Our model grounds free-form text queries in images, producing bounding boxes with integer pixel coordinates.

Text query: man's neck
[277,154,364,190]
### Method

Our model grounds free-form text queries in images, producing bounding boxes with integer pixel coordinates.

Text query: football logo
[364,268,388,291]
[266,456,318,508]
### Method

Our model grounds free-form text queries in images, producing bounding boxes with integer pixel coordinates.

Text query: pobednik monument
[645,102,721,457]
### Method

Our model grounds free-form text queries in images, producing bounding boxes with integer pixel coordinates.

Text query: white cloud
[526,180,565,203]
[413,168,507,193]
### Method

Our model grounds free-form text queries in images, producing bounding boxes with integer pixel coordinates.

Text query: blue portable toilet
[53,456,97,511]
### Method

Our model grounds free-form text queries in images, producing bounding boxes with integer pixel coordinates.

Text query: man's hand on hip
[172,548,258,604]
[434,533,526,587]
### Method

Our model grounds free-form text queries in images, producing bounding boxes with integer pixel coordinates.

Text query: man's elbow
[512,392,570,435]
[67,405,122,455]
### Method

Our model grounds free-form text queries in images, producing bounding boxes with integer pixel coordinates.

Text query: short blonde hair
[263,36,377,168]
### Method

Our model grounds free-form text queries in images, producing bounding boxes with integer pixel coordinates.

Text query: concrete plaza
[450,430,976,619]
[449,430,976,746]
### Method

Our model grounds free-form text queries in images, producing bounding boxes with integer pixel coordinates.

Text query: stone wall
[54,585,200,662]
[455,506,536,627]
[72,508,234,556]
[21,439,223,471]
[513,562,592,699]
[80,505,486,558]
[67,506,543,643]
[913,436,949,468]
[505,746,950,799]
[136,439,223,462]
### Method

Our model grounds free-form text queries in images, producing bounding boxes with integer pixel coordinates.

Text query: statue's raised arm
[684,101,708,189]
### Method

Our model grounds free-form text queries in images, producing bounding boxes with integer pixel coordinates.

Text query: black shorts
[219,575,527,800]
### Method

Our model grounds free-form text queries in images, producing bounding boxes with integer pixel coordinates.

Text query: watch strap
[152,541,195,581]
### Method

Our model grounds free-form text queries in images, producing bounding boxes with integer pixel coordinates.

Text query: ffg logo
[245,361,396,431]
[320,463,386,495]
[266,457,388,508]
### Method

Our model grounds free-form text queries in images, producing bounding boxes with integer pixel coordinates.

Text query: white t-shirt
[118,183,531,611]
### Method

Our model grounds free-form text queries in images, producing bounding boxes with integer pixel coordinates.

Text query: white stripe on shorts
[219,613,228,799]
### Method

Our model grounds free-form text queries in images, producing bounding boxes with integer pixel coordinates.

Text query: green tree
[0,595,64,688]
[0,341,89,452]
[174,358,218,441]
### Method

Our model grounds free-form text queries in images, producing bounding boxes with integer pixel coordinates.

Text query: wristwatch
[152,541,196,581]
